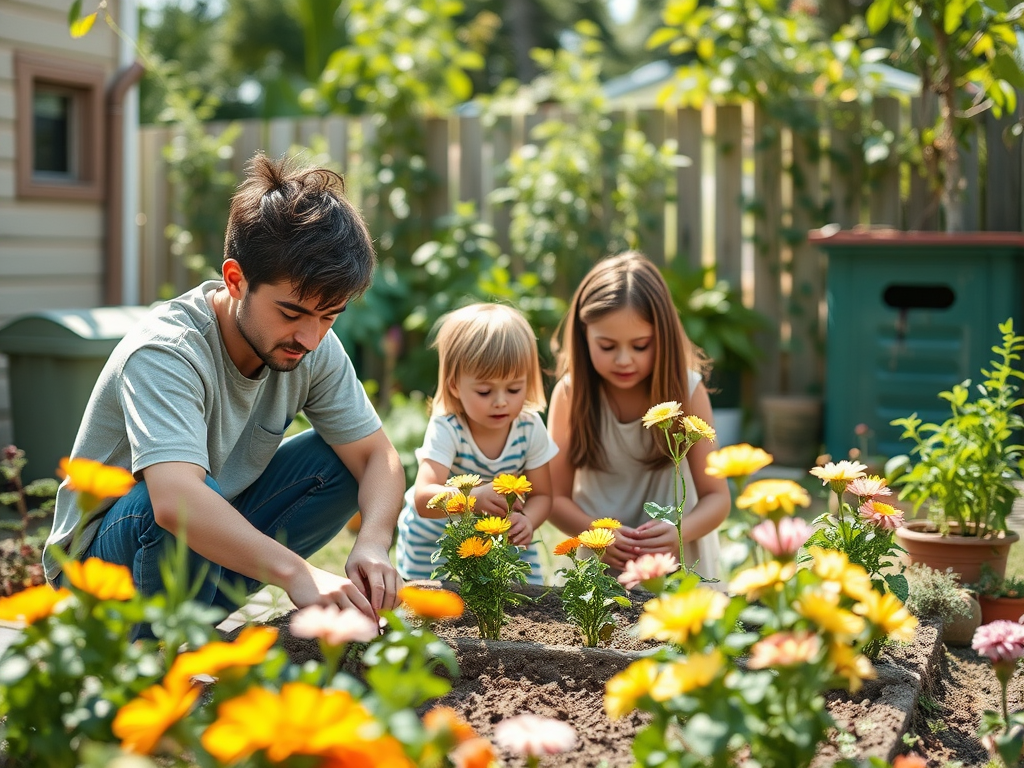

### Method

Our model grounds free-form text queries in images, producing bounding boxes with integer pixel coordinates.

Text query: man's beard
[236,299,309,372]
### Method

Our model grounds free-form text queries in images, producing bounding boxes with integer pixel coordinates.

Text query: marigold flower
[859,500,905,530]
[736,479,810,517]
[446,474,482,493]
[289,604,380,646]
[854,591,918,641]
[728,561,796,600]
[553,537,581,557]
[166,626,278,689]
[846,475,892,501]
[458,536,493,558]
[829,640,877,693]
[809,460,868,493]
[446,495,477,514]
[398,586,465,620]
[618,552,680,591]
[681,415,716,443]
[893,755,928,768]
[747,631,821,669]
[475,516,511,536]
[643,401,683,429]
[423,705,476,745]
[113,679,201,754]
[705,443,773,479]
[637,588,729,645]
[493,714,577,757]
[650,649,724,700]
[796,590,865,639]
[451,736,497,768]
[605,658,658,719]
[427,490,454,510]
[577,527,616,552]
[63,557,136,601]
[972,620,1024,662]
[749,516,813,558]
[59,457,136,498]
[492,474,532,500]
[591,517,622,530]
[0,584,71,625]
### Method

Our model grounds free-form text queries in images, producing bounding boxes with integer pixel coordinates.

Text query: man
[43,153,404,620]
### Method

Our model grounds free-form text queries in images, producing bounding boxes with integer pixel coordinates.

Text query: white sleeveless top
[571,370,721,581]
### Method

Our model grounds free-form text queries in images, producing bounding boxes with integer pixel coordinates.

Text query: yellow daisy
[829,641,877,693]
[446,474,482,493]
[475,516,512,536]
[0,584,71,626]
[808,547,875,602]
[458,536,492,558]
[728,561,796,601]
[591,518,622,530]
[636,588,729,646]
[705,443,773,479]
[735,479,811,517]
[795,590,865,639]
[63,557,136,601]
[642,401,682,430]
[854,591,919,642]
[492,474,532,500]
[681,415,716,443]
[605,659,658,719]
[577,528,616,552]
[650,650,724,701]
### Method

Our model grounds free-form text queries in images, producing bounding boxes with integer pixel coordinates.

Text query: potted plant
[889,319,1024,584]
[970,562,1024,625]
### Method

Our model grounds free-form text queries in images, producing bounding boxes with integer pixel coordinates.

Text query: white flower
[289,605,379,646]
[493,713,577,757]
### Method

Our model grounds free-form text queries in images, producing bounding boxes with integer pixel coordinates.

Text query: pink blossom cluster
[617,553,680,591]
[749,517,813,558]
[289,604,380,645]
[972,620,1024,662]
[493,713,577,757]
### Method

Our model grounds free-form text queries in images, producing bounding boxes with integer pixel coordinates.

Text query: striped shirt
[395,411,558,584]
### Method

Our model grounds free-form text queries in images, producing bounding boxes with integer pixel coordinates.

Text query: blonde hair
[552,251,708,471]
[431,303,546,418]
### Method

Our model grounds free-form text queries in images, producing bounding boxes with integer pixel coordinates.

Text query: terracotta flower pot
[943,591,982,646]
[895,519,1020,585]
[978,595,1024,625]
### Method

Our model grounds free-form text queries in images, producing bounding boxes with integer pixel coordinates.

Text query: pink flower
[858,500,904,530]
[289,605,380,646]
[973,620,1024,662]
[617,553,680,591]
[493,714,577,757]
[845,476,892,501]
[749,517,813,558]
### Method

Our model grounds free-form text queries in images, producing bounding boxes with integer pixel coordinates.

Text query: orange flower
[423,705,477,744]
[59,457,136,498]
[113,679,201,754]
[63,558,135,601]
[893,755,928,768]
[166,626,278,689]
[451,736,497,768]
[398,586,465,620]
[0,584,71,625]
[553,537,581,557]
[458,536,492,558]
[446,495,477,514]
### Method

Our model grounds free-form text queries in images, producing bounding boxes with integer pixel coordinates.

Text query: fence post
[869,97,901,228]
[752,106,782,400]
[676,107,704,272]
[714,104,743,290]
[638,108,667,265]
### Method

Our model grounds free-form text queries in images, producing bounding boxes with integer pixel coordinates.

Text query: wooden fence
[137,98,1024,404]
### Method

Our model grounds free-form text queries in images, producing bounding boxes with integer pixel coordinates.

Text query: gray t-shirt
[43,280,381,585]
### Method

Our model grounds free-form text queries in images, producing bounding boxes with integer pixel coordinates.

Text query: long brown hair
[552,252,707,471]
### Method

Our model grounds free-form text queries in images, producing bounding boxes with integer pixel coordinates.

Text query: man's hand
[507,512,534,547]
[285,562,375,617]
[345,541,403,613]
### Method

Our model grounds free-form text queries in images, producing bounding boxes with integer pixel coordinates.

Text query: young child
[547,251,731,581]
[396,303,557,585]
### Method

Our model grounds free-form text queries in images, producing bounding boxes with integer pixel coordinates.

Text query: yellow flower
[59,457,136,498]
[446,495,477,514]
[605,659,658,719]
[446,474,482,493]
[492,474,532,500]
[166,626,278,689]
[475,516,511,536]
[728,561,796,601]
[0,584,71,626]
[399,586,464,620]
[681,415,716,443]
[809,460,868,493]
[650,650,724,701]
[577,528,616,552]
[808,547,875,602]
[747,631,821,669]
[553,537,581,557]
[854,591,919,642]
[427,490,453,510]
[591,518,622,530]
[63,557,136,601]
[636,588,729,646]
[736,479,811,517]
[113,679,201,754]
[458,536,493,558]
[705,443,773,479]
[642,401,682,429]
[795,590,865,639]
[829,641,877,693]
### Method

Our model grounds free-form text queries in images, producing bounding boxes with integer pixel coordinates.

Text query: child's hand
[469,485,516,516]
[621,520,681,560]
[507,512,534,546]
[600,525,641,570]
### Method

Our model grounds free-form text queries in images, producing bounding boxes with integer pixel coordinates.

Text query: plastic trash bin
[0,306,150,482]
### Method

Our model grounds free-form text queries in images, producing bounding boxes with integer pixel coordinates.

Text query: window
[15,52,106,201]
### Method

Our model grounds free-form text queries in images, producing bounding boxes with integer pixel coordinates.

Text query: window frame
[15,51,106,201]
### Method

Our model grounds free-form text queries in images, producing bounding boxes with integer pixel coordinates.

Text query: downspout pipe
[104,60,145,306]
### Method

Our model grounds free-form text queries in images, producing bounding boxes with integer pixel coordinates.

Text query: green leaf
[644,501,679,524]
[865,0,894,33]
[884,572,909,602]
[945,0,966,34]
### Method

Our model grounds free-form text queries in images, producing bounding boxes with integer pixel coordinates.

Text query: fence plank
[489,115,513,255]
[961,130,980,231]
[675,107,703,271]
[869,98,901,227]
[714,104,743,289]
[828,103,863,228]
[985,107,1023,231]
[234,120,264,177]
[425,118,450,223]
[752,106,782,399]
[459,114,484,212]
[790,124,824,396]
[298,117,322,150]
[138,127,169,304]
[267,118,295,158]
[638,108,667,265]
[907,94,939,230]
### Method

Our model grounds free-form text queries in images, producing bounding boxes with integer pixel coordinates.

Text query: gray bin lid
[0,306,152,357]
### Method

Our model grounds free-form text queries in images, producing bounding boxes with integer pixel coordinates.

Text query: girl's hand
[600,525,640,570]
[507,512,534,547]
[621,520,681,560]
[469,485,518,516]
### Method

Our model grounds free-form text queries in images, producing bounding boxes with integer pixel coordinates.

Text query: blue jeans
[84,430,359,612]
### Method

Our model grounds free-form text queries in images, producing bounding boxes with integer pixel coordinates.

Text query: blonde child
[547,252,731,581]
[396,303,557,585]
